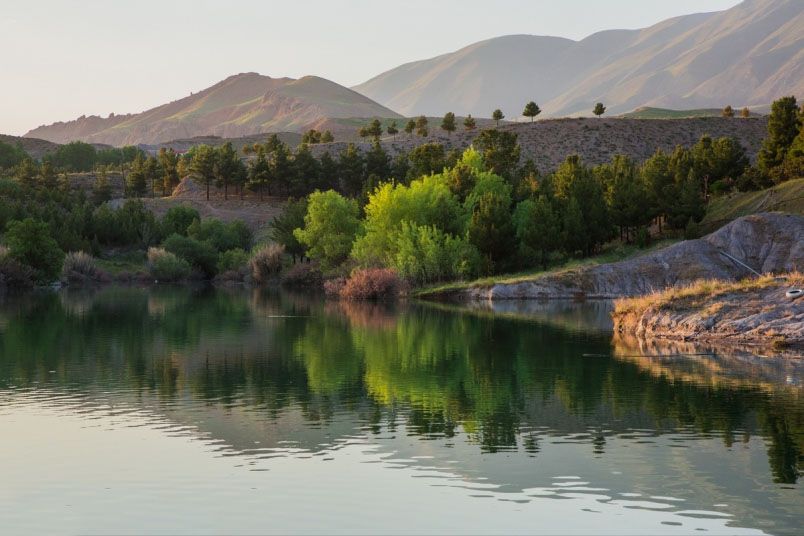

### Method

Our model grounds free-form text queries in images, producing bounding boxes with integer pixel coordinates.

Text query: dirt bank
[438,213,803,301]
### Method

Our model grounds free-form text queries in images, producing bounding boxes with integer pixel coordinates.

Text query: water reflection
[0,287,801,534]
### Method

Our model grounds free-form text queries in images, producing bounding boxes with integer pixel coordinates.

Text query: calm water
[0,287,802,535]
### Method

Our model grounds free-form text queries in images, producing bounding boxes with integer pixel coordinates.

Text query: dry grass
[613,272,802,319]
[250,244,285,284]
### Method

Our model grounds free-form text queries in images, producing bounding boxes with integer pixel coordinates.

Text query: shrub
[281,262,323,288]
[0,256,35,289]
[217,248,250,273]
[294,190,360,271]
[147,247,191,282]
[188,218,251,252]
[340,268,403,300]
[61,251,108,283]
[4,218,64,282]
[250,244,285,284]
[161,205,199,236]
[323,277,346,297]
[162,233,218,277]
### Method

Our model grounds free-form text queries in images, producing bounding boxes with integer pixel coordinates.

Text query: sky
[1,0,741,136]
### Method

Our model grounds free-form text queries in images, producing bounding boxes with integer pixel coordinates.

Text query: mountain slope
[26,73,401,146]
[353,0,803,117]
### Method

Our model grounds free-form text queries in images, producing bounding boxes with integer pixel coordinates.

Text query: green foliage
[474,129,521,178]
[4,218,64,282]
[523,101,541,122]
[147,247,191,281]
[162,233,218,277]
[463,114,476,131]
[352,174,464,267]
[158,148,180,195]
[408,143,446,178]
[93,200,161,247]
[161,205,200,237]
[0,141,27,170]
[441,112,457,136]
[758,96,801,173]
[392,222,479,284]
[45,141,97,172]
[187,218,251,252]
[92,168,112,204]
[415,115,429,137]
[127,153,148,197]
[513,196,559,269]
[467,187,515,274]
[294,190,360,271]
[270,197,308,262]
[189,144,217,200]
[217,248,250,273]
[338,144,365,197]
[593,103,606,117]
[492,109,504,126]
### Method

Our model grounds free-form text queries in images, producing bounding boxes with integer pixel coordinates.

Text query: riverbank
[612,273,803,353]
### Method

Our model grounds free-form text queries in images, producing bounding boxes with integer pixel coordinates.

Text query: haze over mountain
[26,73,401,146]
[353,0,803,118]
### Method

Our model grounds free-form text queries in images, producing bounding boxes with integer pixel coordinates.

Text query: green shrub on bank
[147,247,191,281]
[162,234,218,277]
[217,248,250,273]
[4,218,64,282]
[188,218,251,252]
[161,205,199,237]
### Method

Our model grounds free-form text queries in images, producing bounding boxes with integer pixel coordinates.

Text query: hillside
[702,178,804,231]
[0,134,60,160]
[25,73,401,146]
[353,0,803,118]
[620,106,766,119]
[309,117,768,172]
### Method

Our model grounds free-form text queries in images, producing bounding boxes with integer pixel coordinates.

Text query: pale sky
[1,0,741,136]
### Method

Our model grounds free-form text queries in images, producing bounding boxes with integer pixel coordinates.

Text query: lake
[0,286,801,535]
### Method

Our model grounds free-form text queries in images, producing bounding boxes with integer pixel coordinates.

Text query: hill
[0,134,60,160]
[620,107,766,119]
[308,117,768,173]
[25,73,402,146]
[702,178,804,231]
[353,0,803,118]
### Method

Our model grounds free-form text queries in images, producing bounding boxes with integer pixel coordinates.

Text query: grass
[702,178,804,230]
[619,107,760,119]
[415,238,679,298]
[612,272,801,319]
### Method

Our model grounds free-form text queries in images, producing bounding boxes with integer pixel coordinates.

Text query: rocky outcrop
[449,213,803,301]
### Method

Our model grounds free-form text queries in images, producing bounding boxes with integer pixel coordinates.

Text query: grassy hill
[620,107,763,119]
[702,178,804,231]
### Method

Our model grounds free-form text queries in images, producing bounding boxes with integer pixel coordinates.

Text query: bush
[250,244,284,284]
[0,256,35,288]
[188,218,252,252]
[93,200,161,247]
[61,251,108,283]
[217,248,250,273]
[293,190,360,271]
[4,218,64,282]
[340,268,403,300]
[281,262,323,288]
[162,234,218,277]
[161,205,199,236]
[147,247,191,281]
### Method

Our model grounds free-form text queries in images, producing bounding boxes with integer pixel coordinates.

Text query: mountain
[25,73,402,146]
[352,0,803,118]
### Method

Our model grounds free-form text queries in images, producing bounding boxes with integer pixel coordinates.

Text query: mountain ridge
[352,0,803,118]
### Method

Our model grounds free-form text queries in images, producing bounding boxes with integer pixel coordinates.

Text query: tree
[270,142,294,196]
[722,105,735,118]
[190,145,217,200]
[467,188,515,274]
[408,143,446,178]
[367,119,383,141]
[5,218,64,282]
[318,151,338,190]
[740,107,751,118]
[758,96,801,173]
[523,101,541,122]
[474,129,521,179]
[302,129,322,144]
[513,196,559,269]
[387,121,399,140]
[597,155,648,242]
[441,112,457,137]
[294,190,360,270]
[143,156,160,197]
[127,153,148,197]
[158,148,180,196]
[492,109,504,127]
[416,115,429,137]
[463,114,477,131]
[39,160,58,190]
[246,147,272,200]
[321,130,335,143]
[92,167,112,204]
[404,119,416,137]
[338,144,365,197]
[365,141,390,185]
[291,144,321,196]
[270,197,308,263]
[214,142,245,200]
[593,102,606,118]
[0,141,27,170]
[14,158,38,188]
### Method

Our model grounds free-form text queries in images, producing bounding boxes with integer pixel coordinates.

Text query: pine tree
[416,115,429,137]
[386,121,399,140]
[523,102,541,122]
[740,107,750,118]
[441,112,456,137]
[463,114,477,131]
[492,109,504,127]
[722,105,734,118]
[593,102,606,118]
[321,130,335,143]
[758,96,801,173]
[404,119,416,137]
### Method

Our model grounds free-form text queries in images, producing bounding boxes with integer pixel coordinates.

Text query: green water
[0,286,801,535]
